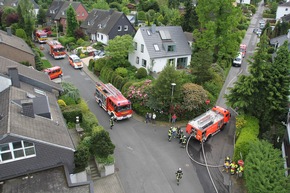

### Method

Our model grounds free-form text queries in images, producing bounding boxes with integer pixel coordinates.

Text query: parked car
[68,54,83,69]
[253,28,262,37]
[43,66,63,80]
[232,52,243,67]
[94,51,106,60]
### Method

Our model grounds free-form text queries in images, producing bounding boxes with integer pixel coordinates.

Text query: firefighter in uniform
[176,126,181,138]
[179,131,184,144]
[172,126,177,138]
[168,128,173,142]
[236,165,244,177]
[110,117,114,129]
[222,156,231,173]
[181,136,187,148]
[230,161,238,175]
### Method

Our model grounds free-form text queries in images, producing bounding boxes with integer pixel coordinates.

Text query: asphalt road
[41,47,204,193]
[40,2,264,192]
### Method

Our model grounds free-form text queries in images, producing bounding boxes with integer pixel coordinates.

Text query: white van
[233,52,242,67]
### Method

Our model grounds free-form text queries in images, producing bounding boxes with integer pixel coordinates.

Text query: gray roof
[139,26,192,59]
[46,0,65,19]
[81,9,123,34]
[54,1,82,20]
[0,56,63,92]
[279,2,290,7]
[269,33,290,51]
[0,0,39,10]
[281,13,290,22]
[184,31,194,42]
[0,30,34,56]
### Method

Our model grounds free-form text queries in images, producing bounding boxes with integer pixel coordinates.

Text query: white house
[236,0,251,4]
[128,25,192,74]
[276,2,290,21]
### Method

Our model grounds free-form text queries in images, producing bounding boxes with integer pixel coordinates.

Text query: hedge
[62,105,82,123]
[81,111,99,133]
[233,115,259,162]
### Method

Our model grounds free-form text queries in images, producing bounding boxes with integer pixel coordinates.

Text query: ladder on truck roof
[197,114,214,130]
[97,82,122,98]
[47,40,61,45]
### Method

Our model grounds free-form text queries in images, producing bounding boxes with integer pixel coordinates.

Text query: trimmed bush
[90,128,115,157]
[88,58,95,71]
[79,99,90,113]
[57,99,67,109]
[74,143,90,173]
[59,95,76,105]
[94,58,107,75]
[121,81,133,94]
[62,105,82,123]
[115,67,128,77]
[135,67,147,79]
[81,111,99,133]
[233,115,259,162]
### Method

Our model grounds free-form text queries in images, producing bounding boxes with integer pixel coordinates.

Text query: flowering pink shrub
[126,80,152,105]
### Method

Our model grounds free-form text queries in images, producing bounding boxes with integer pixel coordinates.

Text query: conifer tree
[66,5,78,37]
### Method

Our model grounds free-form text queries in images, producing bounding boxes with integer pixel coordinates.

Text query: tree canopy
[66,5,78,37]
[245,140,290,193]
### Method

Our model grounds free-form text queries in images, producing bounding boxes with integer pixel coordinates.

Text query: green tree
[90,129,115,158]
[191,48,214,84]
[147,64,184,113]
[182,0,199,32]
[74,143,90,172]
[105,35,134,67]
[195,0,242,63]
[19,0,35,39]
[1,7,17,28]
[245,140,290,193]
[15,28,27,40]
[61,82,81,103]
[92,0,110,10]
[66,5,78,37]
[37,6,47,25]
[181,83,208,111]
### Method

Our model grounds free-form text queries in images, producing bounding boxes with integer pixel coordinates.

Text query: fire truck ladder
[48,40,61,45]
[103,83,122,98]
[198,114,214,130]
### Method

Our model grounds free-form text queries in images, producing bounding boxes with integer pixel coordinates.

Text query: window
[142,59,147,67]
[134,42,137,50]
[286,8,288,11]
[124,25,128,31]
[82,13,84,16]
[97,34,99,38]
[50,10,52,13]
[101,35,103,40]
[167,45,175,52]
[0,141,36,163]
[141,44,144,53]
[118,25,122,31]
[168,59,174,65]
[62,11,65,15]
[154,44,160,51]
[136,57,139,64]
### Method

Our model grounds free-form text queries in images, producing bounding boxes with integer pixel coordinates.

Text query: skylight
[154,44,160,51]
[147,30,151,36]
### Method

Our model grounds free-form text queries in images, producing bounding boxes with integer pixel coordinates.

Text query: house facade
[128,25,192,73]
[0,57,76,181]
[46,0,88,32]
[80,9,136,45]
[0,29,35,67]
[236,0,251,4]
[276,2,290,21]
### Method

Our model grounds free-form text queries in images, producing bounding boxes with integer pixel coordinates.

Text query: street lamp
[55,21,58,41]
[170,83,176,122]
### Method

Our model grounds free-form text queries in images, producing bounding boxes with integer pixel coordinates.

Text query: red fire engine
[186,106,230,142]
[47,40,66,59]
[35,30,48,43]
[95,82,133,120]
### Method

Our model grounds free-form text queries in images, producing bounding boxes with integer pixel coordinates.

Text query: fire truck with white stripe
[47,40,66,59]
[186,106,230,142]
[95,82,133,120]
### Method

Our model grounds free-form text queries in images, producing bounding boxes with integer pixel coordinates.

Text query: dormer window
[88,21,90,25]
[62,11,65,15]
[53,10,55,14]
[167,45,175,52]
[98,24,102,28]
[0,2,4,5]
[12,3,16,6]
[82,13,84,16]
[118,25,122,31]
[50,10,52,13]
[124,25,128,31]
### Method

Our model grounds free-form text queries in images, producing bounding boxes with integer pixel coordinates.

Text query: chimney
[6,27,12,36]
[21,99,35,118]
[287,29,290,39]
[8,67,20,88]
[151,24,156,34]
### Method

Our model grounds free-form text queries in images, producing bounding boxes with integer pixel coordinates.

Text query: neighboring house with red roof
[80,9,136,45]
[46,0,88,32]
[0,29,35,68]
